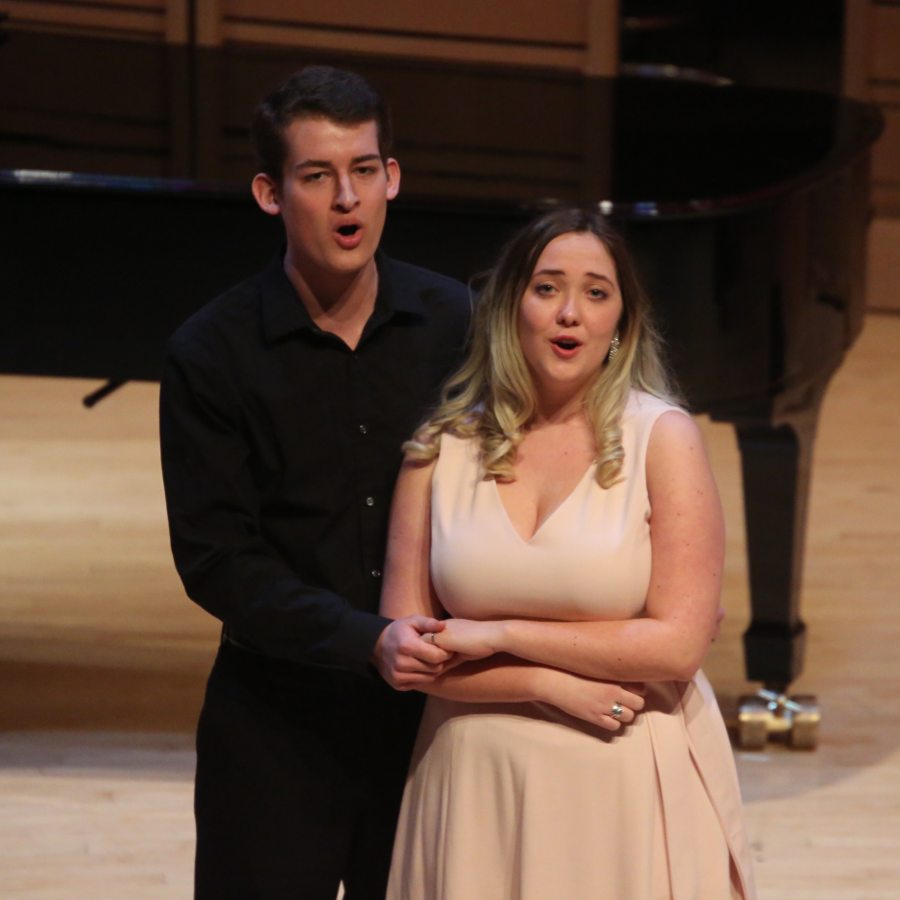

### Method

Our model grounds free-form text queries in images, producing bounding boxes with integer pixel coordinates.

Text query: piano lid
[0,29,883,218]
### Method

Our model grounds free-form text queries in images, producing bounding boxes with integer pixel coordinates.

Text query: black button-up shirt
[159,253,470,676]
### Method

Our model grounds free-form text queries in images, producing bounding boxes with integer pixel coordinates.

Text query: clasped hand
[427,617,503,660]
[372,615,456,690]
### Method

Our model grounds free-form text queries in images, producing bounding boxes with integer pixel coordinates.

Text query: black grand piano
[1,29,883,748]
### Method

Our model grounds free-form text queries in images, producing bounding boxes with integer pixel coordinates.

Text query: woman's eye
[587,288,608,300]
[534,282,556,296]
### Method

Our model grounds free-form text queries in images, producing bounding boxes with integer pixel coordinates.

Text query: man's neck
[283,255,379,351]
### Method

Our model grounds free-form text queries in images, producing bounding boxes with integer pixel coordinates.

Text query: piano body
[1,30,883,748]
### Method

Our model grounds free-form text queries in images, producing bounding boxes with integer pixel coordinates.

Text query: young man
[159,66,470,899]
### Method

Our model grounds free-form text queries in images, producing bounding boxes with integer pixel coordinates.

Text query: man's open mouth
[337,224,360,237]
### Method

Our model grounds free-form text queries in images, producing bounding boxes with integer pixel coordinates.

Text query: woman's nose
[556,295,580,325]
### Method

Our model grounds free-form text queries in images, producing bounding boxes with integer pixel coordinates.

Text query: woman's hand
[536,668,645,731]
[428,618,504,660]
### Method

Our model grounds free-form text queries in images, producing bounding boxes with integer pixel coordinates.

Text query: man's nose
[334,175,359,211]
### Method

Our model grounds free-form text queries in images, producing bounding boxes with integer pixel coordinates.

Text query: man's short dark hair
[252,65,393,182]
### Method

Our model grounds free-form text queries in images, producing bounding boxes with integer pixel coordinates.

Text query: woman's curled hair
[405,208,680,488]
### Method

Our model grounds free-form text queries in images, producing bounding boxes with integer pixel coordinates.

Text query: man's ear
[385,158,401,201]
[252,173,281,216]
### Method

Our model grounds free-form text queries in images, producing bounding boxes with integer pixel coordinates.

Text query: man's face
[254,116,400,284]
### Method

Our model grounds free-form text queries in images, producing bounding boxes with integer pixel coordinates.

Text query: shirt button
[359,424,368,435]
[365,496,375,507]
[371,569,382,579]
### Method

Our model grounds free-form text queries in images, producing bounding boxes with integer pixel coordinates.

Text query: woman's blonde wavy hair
[405,208,680,488]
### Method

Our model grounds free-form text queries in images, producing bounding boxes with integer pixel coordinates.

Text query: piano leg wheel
[787,695,820,750]
[736,691,820,750]
[737,696,771,750]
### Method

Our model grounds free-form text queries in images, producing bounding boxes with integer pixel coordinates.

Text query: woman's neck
[530,386,589,428]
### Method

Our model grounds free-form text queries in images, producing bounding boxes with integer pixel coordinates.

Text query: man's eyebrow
[533,268,615,285]
[295,158,331,170]
[294,154,381,170]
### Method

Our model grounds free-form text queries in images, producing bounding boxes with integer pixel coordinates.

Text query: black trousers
[194,642,423,900]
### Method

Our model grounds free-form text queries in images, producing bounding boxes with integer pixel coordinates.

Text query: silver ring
[610,701,624,720]
[428,632,437,644]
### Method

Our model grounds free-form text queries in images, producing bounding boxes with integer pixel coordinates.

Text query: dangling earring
[607,331,620,362]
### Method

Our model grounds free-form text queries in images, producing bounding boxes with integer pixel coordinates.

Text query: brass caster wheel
[736,690,820,751]
[786,694,820,750]
[737,696,770,750]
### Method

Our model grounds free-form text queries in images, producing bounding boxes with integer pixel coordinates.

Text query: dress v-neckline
[491,463,596,545]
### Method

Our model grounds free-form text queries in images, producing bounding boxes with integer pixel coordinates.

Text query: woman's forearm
[421,655,544,703]
[435,612,716,683]
[494,615,711,682]
[415,655,645,729]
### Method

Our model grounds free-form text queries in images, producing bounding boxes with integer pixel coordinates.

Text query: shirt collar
[260,250,426,344]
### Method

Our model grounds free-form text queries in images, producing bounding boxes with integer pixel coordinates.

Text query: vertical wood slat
[871,88,900,213]
[842,0,900,216]
[584,0,620,77]
[871,3,900,79]
[165,0,189,44]
[842,0,870,99]
[195,0,221,47]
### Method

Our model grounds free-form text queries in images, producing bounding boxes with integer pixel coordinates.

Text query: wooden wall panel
[0,0,189,42]
[843,0,870,98]
[844,0,900,310]
[224,0,586,45]
[843,0,900,215]
[0,0,618,70]
[1,0,163,38]
[203,50,612,197]
[871,3,900,80]
[871,87,900,212]
[0,31,189,178]
[196,0,619,74]
[865,216,900,311]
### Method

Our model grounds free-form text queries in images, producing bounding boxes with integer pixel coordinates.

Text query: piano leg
[731,395,824,749]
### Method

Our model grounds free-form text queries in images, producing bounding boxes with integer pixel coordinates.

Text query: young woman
[381,208,755,899]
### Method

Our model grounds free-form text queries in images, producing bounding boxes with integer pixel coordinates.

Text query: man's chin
[328,242,379,273]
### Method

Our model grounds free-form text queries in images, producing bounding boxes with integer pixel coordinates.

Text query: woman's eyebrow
[533,268,615,285]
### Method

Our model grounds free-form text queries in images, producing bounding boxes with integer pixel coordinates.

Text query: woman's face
[517,231,623,404]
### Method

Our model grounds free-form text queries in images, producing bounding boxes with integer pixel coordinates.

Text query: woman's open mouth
[550,336,582,357]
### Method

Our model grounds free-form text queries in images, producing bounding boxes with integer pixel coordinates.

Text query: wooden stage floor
[1,313,898,898]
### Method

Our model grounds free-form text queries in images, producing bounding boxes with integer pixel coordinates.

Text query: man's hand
[372,616,455,690]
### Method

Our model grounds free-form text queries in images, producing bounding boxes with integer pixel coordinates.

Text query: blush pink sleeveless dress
[387,391,756,900]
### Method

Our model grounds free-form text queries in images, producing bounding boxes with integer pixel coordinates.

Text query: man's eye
[355,166,377,176]
[303,171,328,183]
